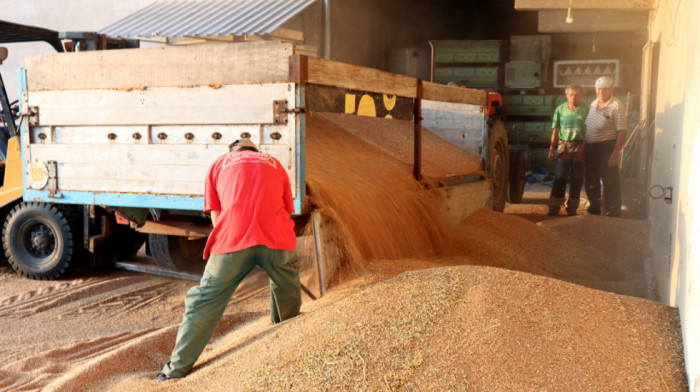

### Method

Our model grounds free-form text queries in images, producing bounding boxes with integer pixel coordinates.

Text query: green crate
[502,94,556,116]
[435,66,500,88]
[502,95,523,106]
[433,41,503,64]
[454,67,475,77]
[454,52,477,62]
[506,121,551,143]
[522,95,544,106]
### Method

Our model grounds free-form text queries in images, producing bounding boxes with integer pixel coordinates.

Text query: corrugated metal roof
[99,0,316,39]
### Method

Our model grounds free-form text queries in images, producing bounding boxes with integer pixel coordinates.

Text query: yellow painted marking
[344,94,356,114]
[383,94,397,111]
[357,95,377,117]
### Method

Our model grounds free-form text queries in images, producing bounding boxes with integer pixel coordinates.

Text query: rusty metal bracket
[19,106,39,126]
[273,100,305,125]
[47,160,59,197]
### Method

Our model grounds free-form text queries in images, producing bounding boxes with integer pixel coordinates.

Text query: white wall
[0,0,155,103]
[649,0,700,390]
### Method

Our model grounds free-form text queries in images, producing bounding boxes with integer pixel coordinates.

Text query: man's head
[565,84,583,107]
[229,139,259,152]
[594,76,614,102]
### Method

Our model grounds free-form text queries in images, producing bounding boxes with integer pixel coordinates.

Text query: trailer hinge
[19,92,39,126]
[273,100,305,125]
[20,106,39,126]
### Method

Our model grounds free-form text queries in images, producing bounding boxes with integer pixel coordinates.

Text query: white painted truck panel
[24,83,297,197]
[421,99,485,155]
[26,84,292,126]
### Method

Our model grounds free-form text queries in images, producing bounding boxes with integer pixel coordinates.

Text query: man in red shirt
[157,138,301,381]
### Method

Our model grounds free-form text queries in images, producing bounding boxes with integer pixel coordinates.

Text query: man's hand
[578,143,586,163]
[549,129,559,162]
[610,129,626,168]
[608,152,620,168]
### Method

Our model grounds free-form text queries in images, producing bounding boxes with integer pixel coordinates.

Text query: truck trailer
[2,40,509,289]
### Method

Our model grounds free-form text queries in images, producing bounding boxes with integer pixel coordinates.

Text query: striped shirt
[584,96,627,143]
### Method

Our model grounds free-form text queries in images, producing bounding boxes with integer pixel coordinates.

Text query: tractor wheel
[2,202,77,280]
[507,148,528,204]
[148,234,207,274]
[486,120,509,212]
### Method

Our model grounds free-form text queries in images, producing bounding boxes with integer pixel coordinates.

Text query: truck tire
[148,234,207,274]
[486,120,509,212]
[2,202,76,280]
[507,148,528,204]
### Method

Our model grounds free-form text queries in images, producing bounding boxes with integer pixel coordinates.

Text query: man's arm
[210,210,220,227]
[548,128,559,161]
[609,129,626,168]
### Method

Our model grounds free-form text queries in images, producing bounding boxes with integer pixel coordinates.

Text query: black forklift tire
[2,202,76,280]
[507,149,528,204]
[486,120,509,212]
[148,234,207,275]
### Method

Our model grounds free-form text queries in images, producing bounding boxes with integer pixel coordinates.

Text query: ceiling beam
[550,32,648,46]
[538,10,649,32]
[515,0,652,10]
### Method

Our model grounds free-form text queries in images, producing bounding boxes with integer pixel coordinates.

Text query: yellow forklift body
[0,136,24,208]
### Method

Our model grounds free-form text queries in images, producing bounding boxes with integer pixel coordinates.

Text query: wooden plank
[27,83,294,126]
[34,124,268,146]
[28,144,225,166]
[304,84,414,120]
[516,0,652,10]
[428,181,491,227]
[304,56,487,107]
[134,221,211,238]
[305,56,418,98]
[268,28,305,42]
[28,142,296,197]
[311,211,348,294]
[538,10,649,32]
[25,41,294,91]
[289,54,308,86]
[57,162,208,183]
[423,81,488,107]
[55,178,203,196]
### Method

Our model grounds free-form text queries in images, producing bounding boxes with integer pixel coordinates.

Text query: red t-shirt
[203,151,296,259]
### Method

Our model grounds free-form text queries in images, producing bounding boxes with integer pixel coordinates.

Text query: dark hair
[237,146,257,152]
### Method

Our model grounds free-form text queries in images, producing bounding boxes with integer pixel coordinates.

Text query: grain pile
[48,266,686,392]
[0,114,688,391]
[315,113,483,182]
[450,208,649,297]
[303,113,468,268]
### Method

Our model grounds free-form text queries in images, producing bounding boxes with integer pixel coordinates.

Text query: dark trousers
[584,140,622,217]
[548,152,585,213]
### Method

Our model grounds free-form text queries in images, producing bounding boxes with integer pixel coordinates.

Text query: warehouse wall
[329,0,537,80]
[648,0,700,389]
[0,0,155,103]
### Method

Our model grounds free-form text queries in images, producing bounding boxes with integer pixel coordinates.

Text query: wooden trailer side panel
[25,41,295,91]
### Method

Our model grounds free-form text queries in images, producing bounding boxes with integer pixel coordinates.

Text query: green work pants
[161,245,301,378]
